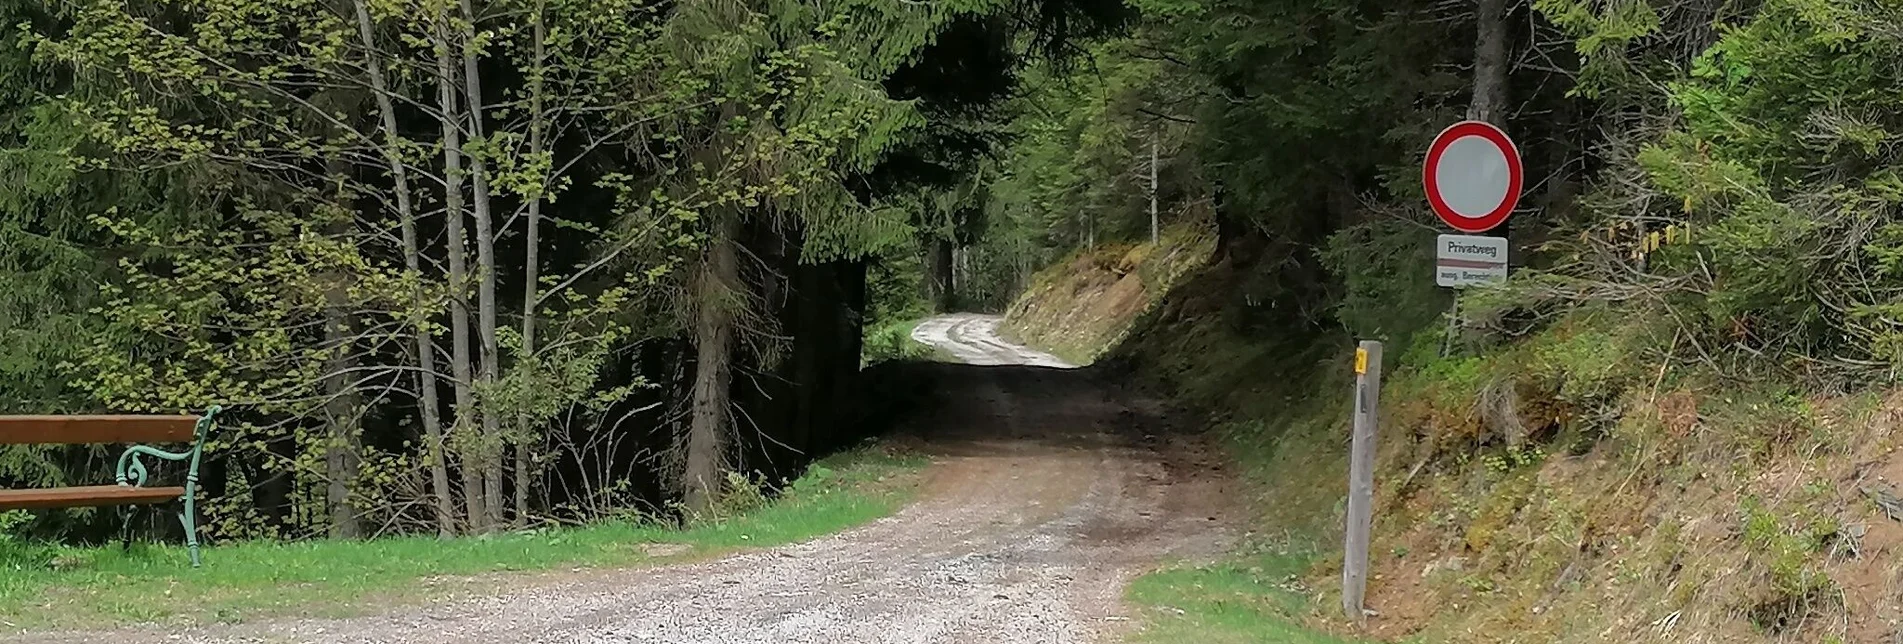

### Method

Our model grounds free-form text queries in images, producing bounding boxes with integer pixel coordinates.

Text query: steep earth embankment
[999,222,1214,366]
[1006,236,1903,643]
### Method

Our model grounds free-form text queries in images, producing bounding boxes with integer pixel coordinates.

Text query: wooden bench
[0,406,220,567]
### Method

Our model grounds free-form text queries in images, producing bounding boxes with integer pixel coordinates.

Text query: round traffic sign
[1424,121,1521,233]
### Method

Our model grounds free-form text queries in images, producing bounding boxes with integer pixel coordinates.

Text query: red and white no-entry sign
[1424,121,1521,233]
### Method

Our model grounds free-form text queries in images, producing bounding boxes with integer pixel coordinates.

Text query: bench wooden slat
[0,416,198,445]
[0,485,188,510]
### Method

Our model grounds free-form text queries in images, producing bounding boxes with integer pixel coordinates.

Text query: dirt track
[910,314,1075,368]
[30,314,1235,644]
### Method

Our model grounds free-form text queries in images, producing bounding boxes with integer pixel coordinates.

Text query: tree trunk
[433,16,486,533]
[249,431,295,536]
[832,260,867,452]
[197,448,226,540]
[459,0,505,530]
[321,256,362,540]
[1149,131,1159,245]
[1469,0,1509,126]
[1470,0,1512,242]
[353,0,455,538]
[926,236,954,312]
[515,0,547,526]
[683,214,740,517]
[319,124,362,539]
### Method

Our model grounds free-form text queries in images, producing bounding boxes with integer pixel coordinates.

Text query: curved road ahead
[909,314,1075,369]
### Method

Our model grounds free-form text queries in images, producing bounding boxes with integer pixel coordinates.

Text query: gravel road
[24,315,1235,644]
[910,314,1075,368]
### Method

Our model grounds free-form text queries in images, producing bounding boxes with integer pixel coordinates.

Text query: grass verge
[1128,545,1364,644]
[0,442,928,631]
[863,317,951,364]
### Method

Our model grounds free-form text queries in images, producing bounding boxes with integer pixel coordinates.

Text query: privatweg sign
[1435,234,1507,288]
[1424,121,1521,233]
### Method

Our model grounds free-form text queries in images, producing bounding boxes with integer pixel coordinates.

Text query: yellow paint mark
[1354,348,1368,375]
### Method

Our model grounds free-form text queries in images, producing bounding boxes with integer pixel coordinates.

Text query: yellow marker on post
[1343,340,1383,620]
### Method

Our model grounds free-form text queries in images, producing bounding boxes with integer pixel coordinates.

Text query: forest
[0,0,1129,541]
[6,0,1902,560]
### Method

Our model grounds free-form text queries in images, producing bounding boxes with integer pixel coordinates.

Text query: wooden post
[1343,340,1383,621]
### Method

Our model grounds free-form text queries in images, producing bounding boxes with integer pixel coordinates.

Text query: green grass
[863,317,957,364]
[863,317,943,364]
[1127,547,1364,644]
[0,443,928,630]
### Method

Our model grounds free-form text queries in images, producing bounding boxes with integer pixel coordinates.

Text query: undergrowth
[862,317,938,365]
[0,443,928,631]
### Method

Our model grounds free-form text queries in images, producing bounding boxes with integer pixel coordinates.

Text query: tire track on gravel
[910,314,1074,369]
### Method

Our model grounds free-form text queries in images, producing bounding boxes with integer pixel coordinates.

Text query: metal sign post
[1342,341,1383,621]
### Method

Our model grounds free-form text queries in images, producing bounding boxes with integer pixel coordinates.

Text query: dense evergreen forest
[5,0,1901,552]
[973,0,1902,398]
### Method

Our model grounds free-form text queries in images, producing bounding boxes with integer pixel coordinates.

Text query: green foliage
[0,509,51,572]
[974,25,1209,306]
[860,242,937,363]
[1038,1,1903,640]
[861,318,934,365]
[1482,445,1546,474]
[975,0,1476,349]
[1625,0,1903,372]
[867,244,929,324]
[1180,0,1460,224]
[1519,312,1648,407]
[0,0,160,488]
[1739,496,1839,631]
[0,0,1084,540]
[1321,218,1447,346]
[1408,353,1490,412]
[1534,0,1663,100]
[685,471,774,522]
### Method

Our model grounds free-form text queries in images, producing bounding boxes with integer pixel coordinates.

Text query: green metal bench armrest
[115,444,196,487]
[114,406,217,487]
[112,405,219,567]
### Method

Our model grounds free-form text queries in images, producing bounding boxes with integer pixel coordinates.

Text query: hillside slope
[1000,221,1214,366]
[1008,236,1903,643]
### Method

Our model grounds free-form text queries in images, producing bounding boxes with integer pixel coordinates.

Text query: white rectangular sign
[1436,234,1508,288]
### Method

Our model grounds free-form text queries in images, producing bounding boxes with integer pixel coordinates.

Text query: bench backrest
[0,416,200,445]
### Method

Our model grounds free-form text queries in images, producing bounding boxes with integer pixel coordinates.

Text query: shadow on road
[860,361,1190,460]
